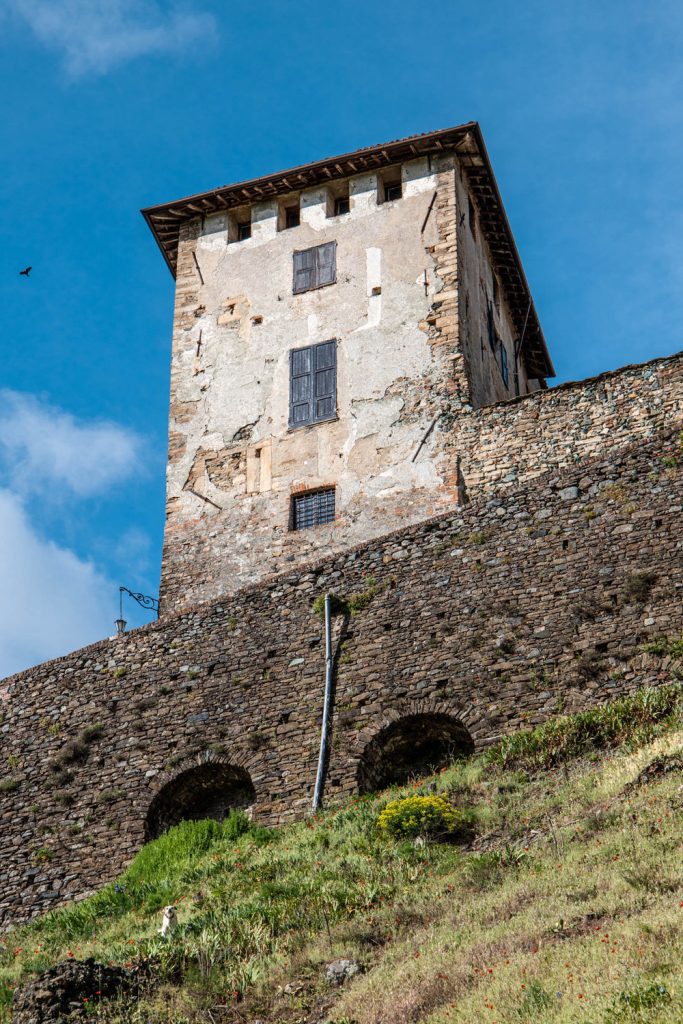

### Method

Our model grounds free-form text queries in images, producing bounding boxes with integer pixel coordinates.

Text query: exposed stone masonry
[2,427,682,926]
[162,349,683,611]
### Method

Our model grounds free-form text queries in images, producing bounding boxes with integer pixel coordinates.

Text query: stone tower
[143,123,554,613]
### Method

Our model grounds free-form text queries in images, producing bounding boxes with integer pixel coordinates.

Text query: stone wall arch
[145,749,258,841]
[355,700,477,794]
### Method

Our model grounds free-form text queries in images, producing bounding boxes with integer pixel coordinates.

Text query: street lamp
[115,586,160,636]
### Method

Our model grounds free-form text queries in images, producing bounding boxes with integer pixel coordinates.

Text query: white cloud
[0,490,116,679]
[1,0,215,77]
[0,390,142,498]
[0,394,149,677]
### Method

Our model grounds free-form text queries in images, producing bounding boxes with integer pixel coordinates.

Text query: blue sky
[1,0,682,677]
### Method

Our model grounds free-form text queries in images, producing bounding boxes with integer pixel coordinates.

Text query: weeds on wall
[49,724,105,770]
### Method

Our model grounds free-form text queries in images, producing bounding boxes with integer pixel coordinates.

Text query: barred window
[291,488,336,531]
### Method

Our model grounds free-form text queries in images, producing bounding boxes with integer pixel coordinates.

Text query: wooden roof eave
[141,121,554,379]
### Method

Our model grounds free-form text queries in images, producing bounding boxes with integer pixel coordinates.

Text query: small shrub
[97,787,126,804]
[55,789,77,806]
[468,531,490,545]
[376,795,460,839]
[348,577,379,615]
[51,723,104,769]
[643,635,683,658]
[312,593,349,617]
[32,847,53,864]
[517,980,553,1017]
[248,730,268,750]
[622,571,658,605]
[0,778,18,793]
[605,982,671,1021]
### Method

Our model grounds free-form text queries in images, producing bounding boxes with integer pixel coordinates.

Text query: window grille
[291,488,336,531]
[384,180,402,202]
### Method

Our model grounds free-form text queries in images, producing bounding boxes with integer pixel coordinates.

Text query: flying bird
[19,266,31,277]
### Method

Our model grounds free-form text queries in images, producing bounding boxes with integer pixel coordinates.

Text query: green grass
[1,685,682,1024]
[485,683,682,772]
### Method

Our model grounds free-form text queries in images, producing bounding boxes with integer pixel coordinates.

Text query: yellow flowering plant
[376,794,460,839]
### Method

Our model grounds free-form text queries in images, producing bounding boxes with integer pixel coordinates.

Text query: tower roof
[141,122,554,379]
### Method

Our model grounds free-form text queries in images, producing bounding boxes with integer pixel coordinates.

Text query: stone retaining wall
[1,428,682,926]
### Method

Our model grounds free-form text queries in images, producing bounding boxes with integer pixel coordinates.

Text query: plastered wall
[160,151,542,612]
[2,427,682,926]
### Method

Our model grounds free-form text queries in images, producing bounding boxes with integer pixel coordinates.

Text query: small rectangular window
[291,488,336,531]
[334,196,350,216]
[501,345,509,388]
[237,222,251,241]
[384,180,402,203]
[285,205,300,229]
[289,339,337,427]
[293,242,337,294]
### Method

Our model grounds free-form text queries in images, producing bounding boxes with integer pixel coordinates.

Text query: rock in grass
[324,958,360,985]
[12,958,134,1022]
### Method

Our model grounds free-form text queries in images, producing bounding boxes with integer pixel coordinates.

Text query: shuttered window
[501,345,509,388]
[293,242,337,294]
[291,488,336,531]
[289,340,337,428]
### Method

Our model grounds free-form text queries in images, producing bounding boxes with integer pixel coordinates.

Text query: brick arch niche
[145,762,256,840]
[357,713,475,794]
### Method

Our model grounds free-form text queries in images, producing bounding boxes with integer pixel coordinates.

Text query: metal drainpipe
[312,593,334,813]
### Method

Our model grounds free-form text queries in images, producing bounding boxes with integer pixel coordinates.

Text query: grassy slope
[1,686,682,1024]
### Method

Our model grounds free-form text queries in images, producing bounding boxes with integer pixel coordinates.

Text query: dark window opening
[285,205,300,229]
[291,488,336,531]
[384,179,402,202]
[334,195,350,216]
[237,222,251,241]
[293,241,337,294]
[487,300,496,351]
[492,274,500,314]
[289,339,337,427]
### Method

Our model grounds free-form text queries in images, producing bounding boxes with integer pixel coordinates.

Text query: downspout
[312,593,334,813]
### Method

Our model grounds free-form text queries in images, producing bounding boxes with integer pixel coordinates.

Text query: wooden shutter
[293,248,316,294]
[289,346,313,426]
[313,340,336,421]
[316,242,337,287]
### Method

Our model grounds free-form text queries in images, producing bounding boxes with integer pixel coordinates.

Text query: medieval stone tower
[3,122,683,926]
[143,123,555,614]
